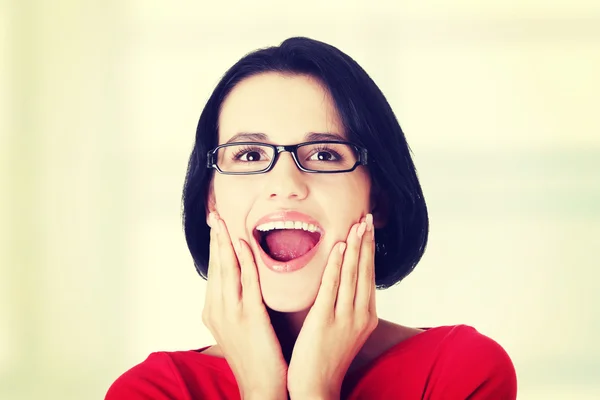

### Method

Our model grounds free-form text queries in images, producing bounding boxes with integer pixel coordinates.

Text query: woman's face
[208,72,372,312]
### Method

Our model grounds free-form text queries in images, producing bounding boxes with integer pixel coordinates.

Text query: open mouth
[253,223,322,262]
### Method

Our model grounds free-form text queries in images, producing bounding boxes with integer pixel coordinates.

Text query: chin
[262,292,316,313]
[255,257,325,313]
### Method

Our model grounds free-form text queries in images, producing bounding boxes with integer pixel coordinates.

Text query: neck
[267,308,309,363]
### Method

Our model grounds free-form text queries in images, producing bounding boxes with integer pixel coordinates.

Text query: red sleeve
[105,353,192,400]
[424,327,517,399]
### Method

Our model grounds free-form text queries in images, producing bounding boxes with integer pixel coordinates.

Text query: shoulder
[105,349,238,400]
[419,325,518,399]
[105,352,189,400]
[431,325,515,370]
[347,324,517,399]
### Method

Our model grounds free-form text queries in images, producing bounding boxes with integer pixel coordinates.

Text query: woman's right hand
[202,212,288,400]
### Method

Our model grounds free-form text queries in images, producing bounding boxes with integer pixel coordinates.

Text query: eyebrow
[225,131,346,144]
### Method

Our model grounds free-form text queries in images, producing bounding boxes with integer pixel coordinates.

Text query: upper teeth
[256,221,320,233]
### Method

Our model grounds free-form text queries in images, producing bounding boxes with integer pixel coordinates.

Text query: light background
[1,1,599,399]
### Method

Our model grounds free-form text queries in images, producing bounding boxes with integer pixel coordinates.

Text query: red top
[105,325,517,399]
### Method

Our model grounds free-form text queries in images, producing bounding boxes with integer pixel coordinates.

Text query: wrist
[244,395,287,400]
[241,387,288,400]
[289,394,338,400]
[288,388,339,400]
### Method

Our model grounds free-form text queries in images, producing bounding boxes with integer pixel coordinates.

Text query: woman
[106,37,517,399]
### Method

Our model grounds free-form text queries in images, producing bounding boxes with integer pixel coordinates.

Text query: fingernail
[357,222,367,239]
[366,214,373,232]
[339,242,347,255]
[213,215,220,233]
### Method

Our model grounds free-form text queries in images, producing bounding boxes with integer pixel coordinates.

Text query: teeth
[256,221,320,233]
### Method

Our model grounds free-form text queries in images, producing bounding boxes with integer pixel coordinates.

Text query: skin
[202,72,423,399]
[208,72,373,313]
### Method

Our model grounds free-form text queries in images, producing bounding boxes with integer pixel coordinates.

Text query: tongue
[264,230,320,262]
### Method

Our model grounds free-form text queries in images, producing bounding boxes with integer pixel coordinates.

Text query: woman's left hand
[287,214,379,400]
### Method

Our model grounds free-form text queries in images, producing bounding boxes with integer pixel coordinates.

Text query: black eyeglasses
[206,141,368,175]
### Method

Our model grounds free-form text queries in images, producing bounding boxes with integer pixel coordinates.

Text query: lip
[252,210,324,273]
[253,210,324,230]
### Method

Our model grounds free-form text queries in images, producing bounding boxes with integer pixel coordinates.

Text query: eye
[310,151,336,161]
[308,146,341,162]
[232,146,269,162]
[239,150,262,162]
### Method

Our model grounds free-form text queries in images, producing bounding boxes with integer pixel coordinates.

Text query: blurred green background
[1,1,599,399]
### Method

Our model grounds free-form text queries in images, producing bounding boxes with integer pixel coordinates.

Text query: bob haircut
[182,36,428,289]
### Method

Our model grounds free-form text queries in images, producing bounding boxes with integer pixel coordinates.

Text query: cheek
[351,171,372,210]
[319,174,371,212]
[213,178,256,230]
[315,174,371,238]
[214,176,253,204]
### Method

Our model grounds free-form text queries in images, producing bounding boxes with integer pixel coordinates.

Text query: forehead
[218,72,345,144]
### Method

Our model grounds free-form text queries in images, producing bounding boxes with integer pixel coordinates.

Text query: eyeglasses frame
[206,140,369,175]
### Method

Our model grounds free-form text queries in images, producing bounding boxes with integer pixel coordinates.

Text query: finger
[369,228,377,314]
[215,215,242,303]
[336,222,364,315]
[369,277,377,314]
[312,241,346,312]
[238,238,263,307]
[355,214,376,312]
[205,213,220,301]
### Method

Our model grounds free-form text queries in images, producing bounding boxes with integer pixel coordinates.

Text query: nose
[266,151,309,200]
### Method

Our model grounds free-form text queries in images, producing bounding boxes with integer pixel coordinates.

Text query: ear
[370,187,390,229]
